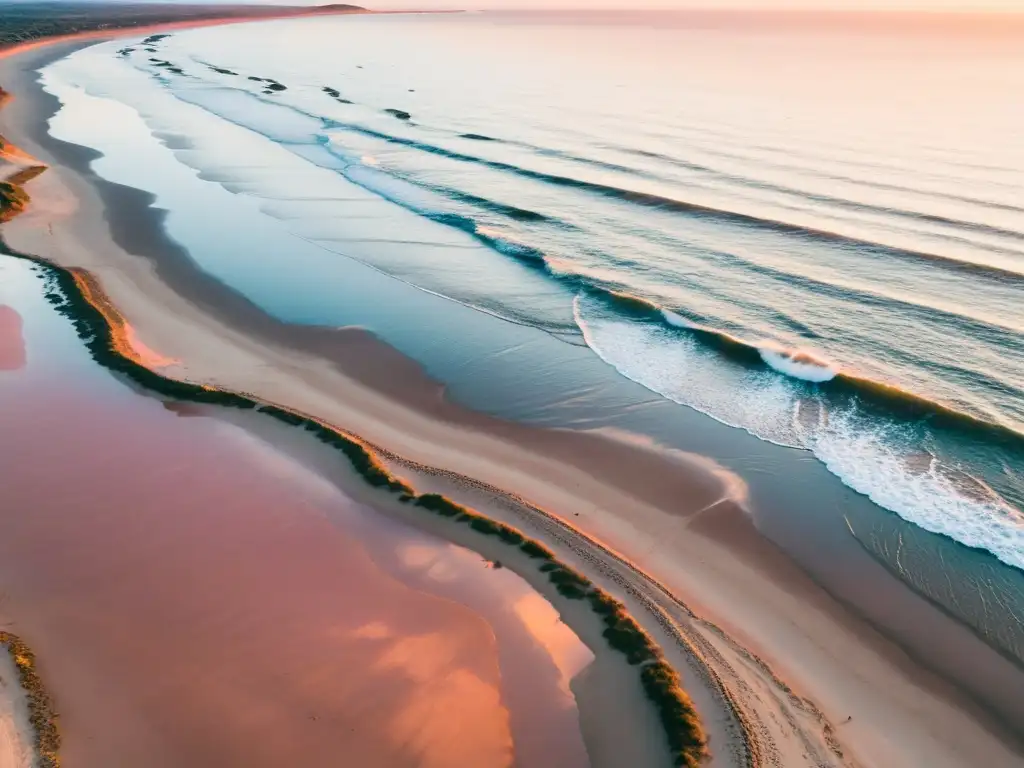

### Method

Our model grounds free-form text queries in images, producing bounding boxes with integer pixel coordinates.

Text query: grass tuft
[519,539,556,560]
[1,632,60,768]
[641,661,708,767]
[0,180,29,221]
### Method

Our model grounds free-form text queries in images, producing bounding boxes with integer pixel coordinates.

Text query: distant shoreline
[0,4,371,52]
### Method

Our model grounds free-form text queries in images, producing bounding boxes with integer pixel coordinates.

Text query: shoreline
[2,25,1024,768]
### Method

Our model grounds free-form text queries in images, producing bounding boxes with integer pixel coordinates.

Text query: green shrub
[587,590,625,616]
[641,662,707,767]
[519,539,556,560]
[1,632,59,768]
[415,493,464,517]
[495,525,524,545]
[0,180,29,221]
[469,516,501,536]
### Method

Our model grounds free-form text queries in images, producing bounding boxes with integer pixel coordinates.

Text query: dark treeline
[0,3,366,49]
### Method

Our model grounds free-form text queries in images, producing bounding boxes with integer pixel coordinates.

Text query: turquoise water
[32,12,1024,675]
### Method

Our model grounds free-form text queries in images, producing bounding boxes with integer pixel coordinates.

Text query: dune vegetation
[0,632,60,768]
[0,165,45,222]
[0,180,29,222]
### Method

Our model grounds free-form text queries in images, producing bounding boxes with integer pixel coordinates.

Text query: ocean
[36,11,1024,664]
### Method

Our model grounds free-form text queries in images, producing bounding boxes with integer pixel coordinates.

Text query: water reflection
[0,305,25,371]
[0,253,592,767]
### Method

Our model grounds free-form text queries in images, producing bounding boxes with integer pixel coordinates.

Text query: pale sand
[3,29,1024,768]
[0,646,33,768]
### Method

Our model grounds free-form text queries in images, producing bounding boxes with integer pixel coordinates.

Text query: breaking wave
[573,293,1024,570]
[757,343,838,383]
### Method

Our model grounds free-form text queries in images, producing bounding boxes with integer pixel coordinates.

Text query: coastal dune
[1,17,1024,768]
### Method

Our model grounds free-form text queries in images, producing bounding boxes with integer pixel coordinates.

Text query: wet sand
[0,259,597,768]
[0,306,24,371]
[2,27,1024,768]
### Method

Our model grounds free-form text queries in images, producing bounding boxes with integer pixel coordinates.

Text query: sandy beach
[2,17,1024,768]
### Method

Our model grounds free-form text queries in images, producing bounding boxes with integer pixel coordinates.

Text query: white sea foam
[758,342,838,383]
[660,309,698,329]
[812,411,1024,570]
[574,295,804,449]
[574,293,1024,571]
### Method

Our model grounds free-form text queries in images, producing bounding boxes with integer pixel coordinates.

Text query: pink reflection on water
[511,591,594,687]
[0,383,517,768]
[375,534,594,768]
[0,305,26,371]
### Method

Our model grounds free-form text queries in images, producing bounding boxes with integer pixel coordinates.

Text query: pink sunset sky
[198,0,1024,9]
[331,0,1024,9]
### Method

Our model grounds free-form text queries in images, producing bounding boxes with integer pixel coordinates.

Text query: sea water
[34,11,1024,671]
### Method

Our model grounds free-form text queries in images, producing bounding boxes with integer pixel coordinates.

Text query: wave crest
[758,342,838,383]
